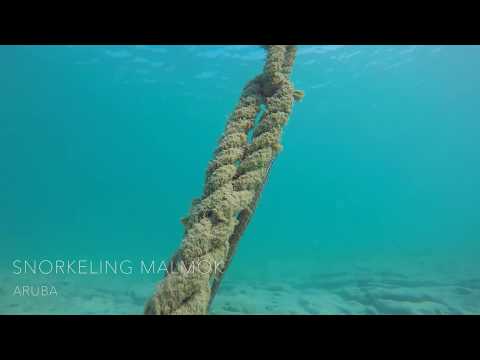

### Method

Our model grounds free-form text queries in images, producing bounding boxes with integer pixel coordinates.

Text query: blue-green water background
[1,45,479,312]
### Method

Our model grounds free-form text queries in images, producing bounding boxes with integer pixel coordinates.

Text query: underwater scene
[1,45,479,315]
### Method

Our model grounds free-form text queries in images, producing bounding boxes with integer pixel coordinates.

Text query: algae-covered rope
[145,45,303,315]
[208,46,303,309]
[207,160,274,310]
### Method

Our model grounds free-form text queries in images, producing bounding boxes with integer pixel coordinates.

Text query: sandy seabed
[1,256,479,315]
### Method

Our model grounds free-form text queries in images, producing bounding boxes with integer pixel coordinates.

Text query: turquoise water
[1,45,479,314]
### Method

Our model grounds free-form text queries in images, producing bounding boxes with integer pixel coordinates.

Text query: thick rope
[208,45,303,308]
[145,45,303,315]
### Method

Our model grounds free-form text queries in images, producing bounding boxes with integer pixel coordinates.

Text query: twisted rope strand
[208,45,303,308]
[145,45,302,315]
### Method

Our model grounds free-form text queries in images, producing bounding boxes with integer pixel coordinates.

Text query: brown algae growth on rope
[145,45,304,315]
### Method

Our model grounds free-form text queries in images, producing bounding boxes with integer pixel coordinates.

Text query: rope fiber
[145,45,303,315]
